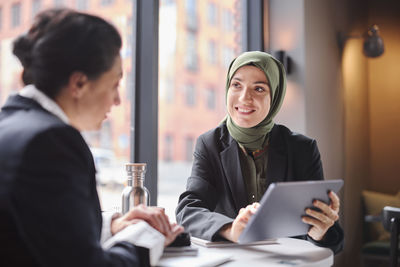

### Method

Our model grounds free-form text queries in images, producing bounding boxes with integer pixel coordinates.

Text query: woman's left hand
[301,190,340,241]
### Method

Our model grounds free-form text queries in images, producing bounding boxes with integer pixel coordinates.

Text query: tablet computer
[238,179,343,244]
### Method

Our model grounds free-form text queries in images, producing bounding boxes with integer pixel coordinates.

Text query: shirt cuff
[102,221,165,266]
[101,211,121,245]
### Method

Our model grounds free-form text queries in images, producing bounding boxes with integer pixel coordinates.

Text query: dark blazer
[0,95,149,267]
[176,122,344,254]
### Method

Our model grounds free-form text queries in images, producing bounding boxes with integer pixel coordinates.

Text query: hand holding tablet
[302,190,340,241]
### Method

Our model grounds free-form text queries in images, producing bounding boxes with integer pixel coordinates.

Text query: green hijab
[224,51,287,151]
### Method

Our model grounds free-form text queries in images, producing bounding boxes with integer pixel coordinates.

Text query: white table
[158,238,333,267]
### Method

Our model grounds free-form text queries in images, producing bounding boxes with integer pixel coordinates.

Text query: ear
[68,71,89,99]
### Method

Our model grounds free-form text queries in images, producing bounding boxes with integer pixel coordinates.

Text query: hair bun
[12,35,34,68]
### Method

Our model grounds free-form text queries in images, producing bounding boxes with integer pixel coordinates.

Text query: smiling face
[227,65,271,128]
[78,55,123,131]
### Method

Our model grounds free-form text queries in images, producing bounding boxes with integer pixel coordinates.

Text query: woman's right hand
[111,205,184,246]
[111,205,172,235]
[219,202,260,242]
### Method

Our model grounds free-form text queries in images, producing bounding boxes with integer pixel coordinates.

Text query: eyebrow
[254,81,269,85]
[231,77,269,85]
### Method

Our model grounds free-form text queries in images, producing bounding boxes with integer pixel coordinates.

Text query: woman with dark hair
[176,51,344,254]
[0,8,182,267]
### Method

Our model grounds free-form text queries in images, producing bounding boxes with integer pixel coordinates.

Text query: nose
[238,86,252,103]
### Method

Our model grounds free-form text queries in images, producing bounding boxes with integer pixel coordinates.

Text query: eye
[231,82,241,89]
[255,87,265,92]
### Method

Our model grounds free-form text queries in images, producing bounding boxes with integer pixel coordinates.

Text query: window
[160,77,175,103]
[208,40,217,65]
[158,0,244,219]
[185,84,196,107]
[11,3,21,28]
[101,0,114,7]
[222,8,233,32]
[0,7,3,31]
[222,46,234,68]
[185,0,197,30]
[76,0,88,10]
[184,137,194,161]
[207,2,217,26]
[163,134,173,161]
[186,0,196,14]
[32,0,41,19]
[124,16,133,58]
[185,31,197,70]
[53,0,64,7]
[125,69,133,100]
[205,87,216,110]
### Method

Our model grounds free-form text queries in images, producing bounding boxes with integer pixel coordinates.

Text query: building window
[164,135,173,162]
[222,8,233,32]
[53,0,64,7]
[0,7,3,31]
[32,0,41,19]
[207,2,217,26]
[124,16,133,59]
[101,0,114,7]
[164,77,175,103]
[126,69,133,100]
[11,3,21,28]
[185,31,197,70]
[185,137,194,161]
[222,46,234,68]
[208,40,217,65]
[185,84,196,107]
[205,87,216,110]
[185,0,197,30]
[76,0,88,10]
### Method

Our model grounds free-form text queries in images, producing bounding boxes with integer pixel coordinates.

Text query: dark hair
[12,8,122,99]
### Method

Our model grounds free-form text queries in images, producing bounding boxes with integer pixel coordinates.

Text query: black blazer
[0,95,149,267]
[176,123,344,254]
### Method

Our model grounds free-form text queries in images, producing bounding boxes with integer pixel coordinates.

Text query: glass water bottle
[121,163,150,214]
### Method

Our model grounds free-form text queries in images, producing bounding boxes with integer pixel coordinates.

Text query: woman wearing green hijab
[176,51,343,254]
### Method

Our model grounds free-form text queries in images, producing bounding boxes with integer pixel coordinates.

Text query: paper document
[190,236,277,248]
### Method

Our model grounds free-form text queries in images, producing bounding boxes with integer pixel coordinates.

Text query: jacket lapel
[267,125,288,183]
[220,130,248,212]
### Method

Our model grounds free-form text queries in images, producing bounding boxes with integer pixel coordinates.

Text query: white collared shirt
[19,84,165,265]
[19,84,70,124]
